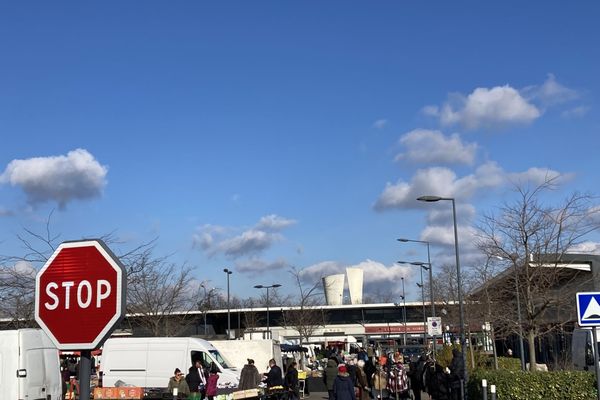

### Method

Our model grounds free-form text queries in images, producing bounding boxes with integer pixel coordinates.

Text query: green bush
[468,369,597,400]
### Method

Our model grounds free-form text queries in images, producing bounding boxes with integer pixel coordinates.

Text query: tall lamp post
[398,239,435,320]
[416,271,427,345]
[223,268,233,339]
[401,277,407,346]
[417,195,466,399]
[254,284,282,338]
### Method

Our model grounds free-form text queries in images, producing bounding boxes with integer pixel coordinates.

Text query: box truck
[0,328,62,400]
[100,337,240,391]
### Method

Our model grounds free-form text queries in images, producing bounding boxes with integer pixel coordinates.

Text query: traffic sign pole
[79,350,92,400]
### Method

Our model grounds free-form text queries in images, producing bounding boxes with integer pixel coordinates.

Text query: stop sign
[35,239,126,350]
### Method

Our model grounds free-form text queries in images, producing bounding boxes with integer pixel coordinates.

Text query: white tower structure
[346,267,364,304]
[322,274,345,305]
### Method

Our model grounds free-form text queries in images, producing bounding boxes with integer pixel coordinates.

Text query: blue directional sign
[576,292,600,326]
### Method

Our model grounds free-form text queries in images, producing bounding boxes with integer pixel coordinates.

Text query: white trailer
[0,329,62,400]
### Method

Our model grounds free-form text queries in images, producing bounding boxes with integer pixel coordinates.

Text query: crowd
[320,345,465,400]
[166,357,298,400]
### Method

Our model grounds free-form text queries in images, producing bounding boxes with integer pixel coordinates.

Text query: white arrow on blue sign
[576,292,600,326]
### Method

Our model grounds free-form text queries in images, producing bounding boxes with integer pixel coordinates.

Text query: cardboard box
[93,386,144,399]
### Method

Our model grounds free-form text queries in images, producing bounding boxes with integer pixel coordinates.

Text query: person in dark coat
[333,364,356,400]
[265,358,283,388]
[187,359,208,399]
[238,359,262,390]
[285,361,300,400]
[324,358,339,400]
[168,368,191,398]
[449,349,465,400]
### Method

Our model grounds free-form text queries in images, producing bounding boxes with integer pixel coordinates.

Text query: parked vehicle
[100,337,240,390]
[211,339,282,375]
[572,327,600,370]
[0,328,62,400]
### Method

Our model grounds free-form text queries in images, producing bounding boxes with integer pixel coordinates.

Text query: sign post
[35,239,126,400]
[576,292,600,400]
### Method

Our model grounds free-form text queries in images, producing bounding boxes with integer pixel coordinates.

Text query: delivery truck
[100,337,240,391]
[0,328,62,400]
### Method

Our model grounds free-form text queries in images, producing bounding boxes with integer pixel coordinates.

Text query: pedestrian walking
[333,364,356,400]
[284,361,300,400]
[186,359,208,400]
[324,358,339,400]
[205,364,219,400]
[168,368,190,399]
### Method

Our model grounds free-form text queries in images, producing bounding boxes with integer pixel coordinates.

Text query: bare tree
[476,179,600,370]
[126,255,198,336]
[0,212,197,337]
[282,268,327,367]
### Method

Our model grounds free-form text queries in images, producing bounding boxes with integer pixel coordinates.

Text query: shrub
[468,369,597,400]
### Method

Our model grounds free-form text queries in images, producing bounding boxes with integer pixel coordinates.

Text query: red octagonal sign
[35,240,126,350]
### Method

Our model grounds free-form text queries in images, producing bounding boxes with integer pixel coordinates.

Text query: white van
[211,339,282,372]
[572,327,600,370]
[101,337,240,390]
[0,328,62,400]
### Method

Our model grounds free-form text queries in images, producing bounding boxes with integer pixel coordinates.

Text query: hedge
[468,369,597,400]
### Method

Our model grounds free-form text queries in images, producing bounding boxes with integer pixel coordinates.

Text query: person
[449,349,465,400]
[355,360,370,400]
[346,358,357,387]
[371,364,387,400]
[284,361,299,400]
[168,368,191,399]
[387,359,409,399]
[425,363,450,400]
[333,364,356,400]
[187,359,208,399]
[239,359,262,390]
[324,358,339,400]
[205,363,219,400]
[265,358,283,388]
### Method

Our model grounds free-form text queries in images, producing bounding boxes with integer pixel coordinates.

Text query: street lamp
[398,239,435,320]
[401,277,407,346]
[415,270,427,345]
[254,284,282,338]
[223,268,233,339]
[417,195,466,398]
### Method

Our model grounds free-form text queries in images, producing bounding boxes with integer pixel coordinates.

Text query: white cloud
[507,167,571,187]
[523,74,579,107]
[373,119,388,129]
[0,149,107,208]
[395,129,477,165]
[374,162,504,211]
[14,261,36,276]
[0,206,13,217]
[568,241,600,255]
[216,229,282,258]
[427,85,541,130]
[194,215,296,259]
[561,106,590,119]
[256,214,297,231]
[235,258,289,274]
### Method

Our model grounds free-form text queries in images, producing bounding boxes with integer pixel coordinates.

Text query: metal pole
[593,328,600,400]
[482,379,488,400]
[450,198,468,399]
[426,242,436,356]
[266,287,270,339]
[402,277,407,347]
[79,350,92,400]
[420,268,427,347]
[227,272,231,339]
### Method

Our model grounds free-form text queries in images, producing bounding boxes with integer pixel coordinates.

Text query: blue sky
[0,1,599,301]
